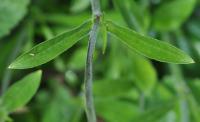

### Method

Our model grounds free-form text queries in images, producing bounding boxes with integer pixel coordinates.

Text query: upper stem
[90,0,101,16]
[84,0,102,122]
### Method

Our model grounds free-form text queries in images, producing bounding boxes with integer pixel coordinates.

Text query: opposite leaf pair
[9,19,194,69]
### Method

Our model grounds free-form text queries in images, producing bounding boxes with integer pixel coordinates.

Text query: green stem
[84,0,101,122]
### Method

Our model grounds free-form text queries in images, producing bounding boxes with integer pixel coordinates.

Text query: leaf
[188,79,200,103]
[42,81,82,122]
[98,14,108,54]
[0,40,16,79]
[95,99,139,122]
[44,13,90,26]
[70,0,90,13]
[9,20,92,69]
[187,19,200,40]
[0,107,9,122]
[67,47,87,70]
[153,0,196,31]
[0,0,30,38]
[113,0,149,33]
[93,80,134,98]
[133,102,175,122]
[0,70,42,113]
[106,21,194,64]
[99,22,108,54]
[130,53,157,95]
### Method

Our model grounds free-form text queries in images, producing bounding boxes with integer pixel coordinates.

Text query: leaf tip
[183,56,195,64]
[8,64,14,69]
[36,70,42,75]
[189,58,195,64]
[8,62,18,69]
[34,70,42,78]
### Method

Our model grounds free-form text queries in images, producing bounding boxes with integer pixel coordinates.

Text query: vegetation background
[0,0,200,122]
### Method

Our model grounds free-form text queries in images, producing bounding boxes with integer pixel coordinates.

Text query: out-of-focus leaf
[193,41,200,57]
[155,83,174,100]
[0,107,10,122]
[153,0,196,31]
[70,0,90,13]
[42,84,82,122]
[0,41,16,79]
[187,94,200,122]
[0,70,42,112]
[101,0,109,9]
[130,53,157,95]
[45,11,122,27]
[93,80,134,98]
[41,25,54,40]
[106,21,194,64]
[9,20,92,69]
[133,102,175,122]
[22,21,35,52]
[188,79,200,103]
[0,0,30,38]
[187,20,200,40]
[158,111,177,122]
[67,47,87,70]
[98,21,107,54]
[44,13,90,26]
[95,99,139,122]
[64,70,79,87]
[113,0,150,33]
[1,23,32,93]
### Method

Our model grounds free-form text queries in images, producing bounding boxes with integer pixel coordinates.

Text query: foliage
[0,0,200,122]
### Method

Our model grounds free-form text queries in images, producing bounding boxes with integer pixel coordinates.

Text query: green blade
[9,20,92,69]
[106,21,194,64]
[1,70,42,112]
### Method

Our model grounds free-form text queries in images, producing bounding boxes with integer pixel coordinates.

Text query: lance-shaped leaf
[9,20,92,69]
[106,21,194,64]
[0,70,42,112]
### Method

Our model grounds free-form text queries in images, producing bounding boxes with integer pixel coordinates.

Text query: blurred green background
[1,0,200,122]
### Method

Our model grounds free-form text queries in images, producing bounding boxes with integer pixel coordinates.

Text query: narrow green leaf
[106,21,194,64]
[99,18,108,54]
[1,70,42,112]
[102,27,107,54]
[9,20,92,69]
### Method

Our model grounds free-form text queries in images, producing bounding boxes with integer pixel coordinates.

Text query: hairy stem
[84,0,101,122]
